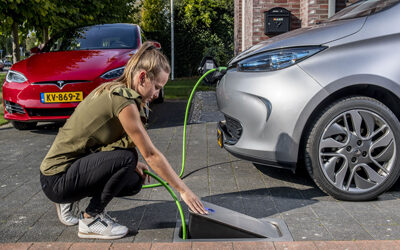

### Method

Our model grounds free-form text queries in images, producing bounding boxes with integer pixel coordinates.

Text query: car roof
[81,23,138,29]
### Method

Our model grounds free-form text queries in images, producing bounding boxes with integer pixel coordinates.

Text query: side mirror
[30,47,40,54]
[198,56,219,85]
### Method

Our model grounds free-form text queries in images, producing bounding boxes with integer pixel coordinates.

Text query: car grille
[225,115,242,140]
[4,101,25,114]
[32,80,90,88]
[26,108,75,117]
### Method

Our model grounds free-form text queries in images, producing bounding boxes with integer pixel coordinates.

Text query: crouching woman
[39,41,206,240]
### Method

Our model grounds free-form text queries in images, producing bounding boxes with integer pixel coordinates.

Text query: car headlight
[237,46,327,72]
[100,66,125,80]
[6,70,28,83]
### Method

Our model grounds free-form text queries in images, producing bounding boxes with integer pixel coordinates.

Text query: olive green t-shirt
[40,86,147,176]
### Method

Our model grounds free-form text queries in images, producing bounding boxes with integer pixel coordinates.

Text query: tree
[141,0,234,77]
[0,0,138,63]
[0,0,56,62]
[32,0,136,43]
[182,0,234,66]
[140,0,169,32]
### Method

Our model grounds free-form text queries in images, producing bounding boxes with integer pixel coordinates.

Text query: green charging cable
[143,169,187,239]
[142,66,227,189]
[141,67,227,240]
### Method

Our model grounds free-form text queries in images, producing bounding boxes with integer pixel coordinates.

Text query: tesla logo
[56,81,65,88]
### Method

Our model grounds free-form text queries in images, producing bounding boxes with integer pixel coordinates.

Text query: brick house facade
[234,0,357,55]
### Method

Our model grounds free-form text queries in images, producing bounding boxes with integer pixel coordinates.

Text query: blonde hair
[93,41,171,97]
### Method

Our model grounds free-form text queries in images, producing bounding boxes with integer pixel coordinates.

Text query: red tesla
[2,23,146,130]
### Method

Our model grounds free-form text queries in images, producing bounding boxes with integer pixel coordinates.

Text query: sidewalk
[1,97,400,245]
[1,240,400,249]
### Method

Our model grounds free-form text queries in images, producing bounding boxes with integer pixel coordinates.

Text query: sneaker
[78,212,128,239]
[55,202,79,226]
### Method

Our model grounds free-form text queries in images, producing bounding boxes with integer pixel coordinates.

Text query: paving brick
[316,220,373,241]
[0,243,32,250]
[209,163,238,195]
[232,241,275,250]
[134,228,175,242]
[274,241,317,249]
[69,242,111,250]
[111,242,151,249]
[29,242,72,249]
[151,242,191,250]
[313,241,359,249]
[362,224,400,240]
[17,220,65,242]
[282,213,332,241]
[337,240,400,250]
[314,240,399,249]
[311,202,375,240]
[55,227,94,243]
[182,170,210,200]
[192,241,233,250]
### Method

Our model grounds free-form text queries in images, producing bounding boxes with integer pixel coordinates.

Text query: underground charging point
[174,201,293,242]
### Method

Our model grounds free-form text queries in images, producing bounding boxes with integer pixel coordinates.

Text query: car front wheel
[305,96,400,200]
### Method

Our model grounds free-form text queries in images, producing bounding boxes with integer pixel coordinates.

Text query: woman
[40,42,206,240]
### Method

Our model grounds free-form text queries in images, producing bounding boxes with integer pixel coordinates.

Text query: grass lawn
[0,72,7,126]
[165,77,215,100]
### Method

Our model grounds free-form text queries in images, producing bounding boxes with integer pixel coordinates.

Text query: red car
[2,23,161,130]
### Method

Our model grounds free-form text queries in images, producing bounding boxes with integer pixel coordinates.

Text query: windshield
[42,24,139,52]
[328,0,399,22]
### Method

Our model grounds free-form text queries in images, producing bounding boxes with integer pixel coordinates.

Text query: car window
[42,25,138,52]
[327,0,399,22]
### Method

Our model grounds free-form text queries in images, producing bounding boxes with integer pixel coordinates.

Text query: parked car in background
[216,0,400,201]
[0,59,4,71]
[2,23,163,130]
[4,60,12,67]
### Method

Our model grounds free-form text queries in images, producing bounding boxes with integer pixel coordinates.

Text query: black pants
[40,149,142,216]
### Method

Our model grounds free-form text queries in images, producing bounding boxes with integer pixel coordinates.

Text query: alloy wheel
[318,109,396,193]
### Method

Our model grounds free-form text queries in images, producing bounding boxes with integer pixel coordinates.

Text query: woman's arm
[119,103,207,214]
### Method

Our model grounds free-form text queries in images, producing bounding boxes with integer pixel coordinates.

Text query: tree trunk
[43,26,49,44]
[11,22,20,63]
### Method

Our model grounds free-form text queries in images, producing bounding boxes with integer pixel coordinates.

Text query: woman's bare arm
[119,103,207,214]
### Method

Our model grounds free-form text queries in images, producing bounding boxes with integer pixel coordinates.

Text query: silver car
[216,0,400,200]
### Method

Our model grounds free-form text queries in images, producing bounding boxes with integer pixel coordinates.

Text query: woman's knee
[116,171,143,197]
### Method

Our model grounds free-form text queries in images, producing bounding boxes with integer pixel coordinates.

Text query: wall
[235,0,349,54]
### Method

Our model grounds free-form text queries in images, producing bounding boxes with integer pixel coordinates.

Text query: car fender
[292,74,400,165]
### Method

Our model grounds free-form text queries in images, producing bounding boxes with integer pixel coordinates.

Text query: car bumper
[2,79,104,122]
[216,66,324,168]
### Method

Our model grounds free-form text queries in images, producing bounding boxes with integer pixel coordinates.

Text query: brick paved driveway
[1,100,400,243]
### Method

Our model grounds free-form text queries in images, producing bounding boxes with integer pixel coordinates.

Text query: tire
[305,96,400,201]
[153,88,164,104]
[11,121,37,130]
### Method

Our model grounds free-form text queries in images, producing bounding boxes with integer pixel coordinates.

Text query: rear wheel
[305,96,400,200]
[11,121,37,130]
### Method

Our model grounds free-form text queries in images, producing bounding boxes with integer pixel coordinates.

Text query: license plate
[40,91,83,103]
[217,128,224,148]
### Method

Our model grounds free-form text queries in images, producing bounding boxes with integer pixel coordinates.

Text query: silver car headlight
[100,66,125,80]
[237,46,326,72]
[6,70,28,83]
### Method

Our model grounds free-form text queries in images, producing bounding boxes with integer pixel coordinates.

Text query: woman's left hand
[136,162,151,184]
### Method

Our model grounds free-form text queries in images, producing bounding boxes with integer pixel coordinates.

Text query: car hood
[230,17,366,65]
[11,49,134,82]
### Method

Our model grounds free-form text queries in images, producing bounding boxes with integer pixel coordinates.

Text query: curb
[1,240,400,250]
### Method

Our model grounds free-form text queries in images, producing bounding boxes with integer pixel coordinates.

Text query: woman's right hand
[180,188,208,215]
